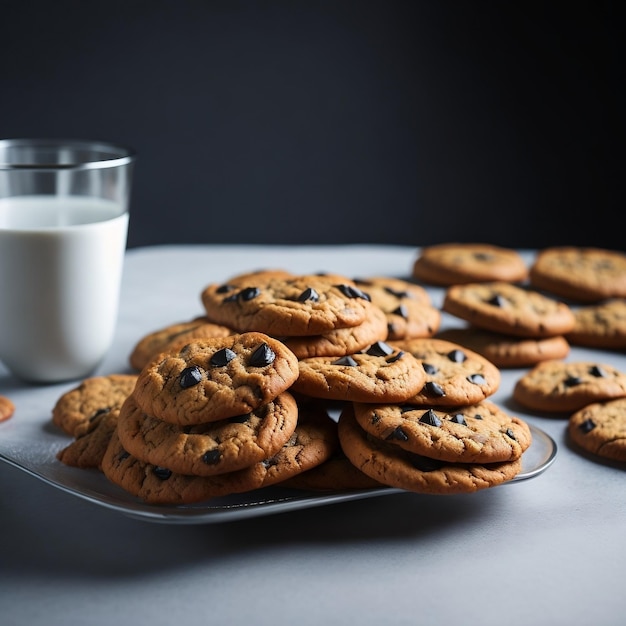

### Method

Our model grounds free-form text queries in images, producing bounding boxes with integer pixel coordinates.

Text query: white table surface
[1,244,624,626]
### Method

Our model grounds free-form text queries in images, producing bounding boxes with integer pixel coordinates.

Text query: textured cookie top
[338,405,522,495]
[116,391,299,476]
[201,276,372,336]
[291,341,426,403]
[566,299,626,349]
[353,400,531,463]
[529,247,626,302]
[569,397,626,462]
[389,337,501,406]
[442,282,576,337]
[133,333,299,425]
[513,360,626,413]
[412,243,529,286]
[436,327,570,368]
[51,374,138,436]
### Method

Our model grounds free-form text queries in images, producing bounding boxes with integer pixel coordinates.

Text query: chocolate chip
[89,407,110,422]
[228,414,250,424]
[410,454,443,472]
[474,252,494,261]
[249,343,276,367]
[391,304,409,319]
[423,381,445,397]
[153,466,172,480]
[386,426,409,442]
[579,418,596,433]
[238,286,261,301]
[202,449,222,465]
[216,284,236,294]
[118,450,130,462]
[447,349,467,363]
[504,428,516,440]
[449,413,467,425]
[564,375,583,387]
[210,348,236,367]
[487,294,507,307]
[589,365,607,378]
[332,355,358,366]
[298,287,319,302]
[366,341,394,357]
[179,365,203,388]
[336,284,370,300]
[467,373,486,385]
[386,351,404,363]
[384,286,412,299]
[419,409,442,427]
[423,362,438,375]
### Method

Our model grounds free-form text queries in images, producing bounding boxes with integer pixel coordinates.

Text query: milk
[0,195,128,382]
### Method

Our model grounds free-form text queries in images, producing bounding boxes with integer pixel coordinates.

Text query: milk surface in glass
[0,195,128,382]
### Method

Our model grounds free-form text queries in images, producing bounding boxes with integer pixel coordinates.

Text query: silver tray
[0,418,556,525]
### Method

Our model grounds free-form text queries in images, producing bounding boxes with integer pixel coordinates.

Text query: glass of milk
[0,139,136,383]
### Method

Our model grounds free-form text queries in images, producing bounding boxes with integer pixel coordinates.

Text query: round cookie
[337,405,523,494]
[442,281,576,338]
[51,374,138,436]
[101,407,338,505]
[56,408,120,469]
[353,276,441,340]
[129,317,234,371]
[529,246,626,303]
[0,395,15,423]
[436,326,570,368]
[412,243,529,286]
[513,360,626,413]
[132,333,299,426]
[279,302,388,359]
[116,391,299,476]
[566,299,626,350]
[568,397,626,462]
[353,400,532,463]
[200,275,372,336]
[291,341,426,403]
[388,337,501,406]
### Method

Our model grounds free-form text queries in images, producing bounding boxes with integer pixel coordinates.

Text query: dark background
[1,0,623,250]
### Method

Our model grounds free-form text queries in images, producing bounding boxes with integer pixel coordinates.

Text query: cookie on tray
[51,374,138,436]
[529,246,626,303]
[411,243,529,286]
[389,337,501,407]
[353,276,441,340]
[565,299,626,350]
[291,341,426,403]
[133,333,299,426]
[279,303,388,359]
[436,326,570,368]
[56,408,120,469]
[568,397,626,462]
[116,392,299,476]
[442,282,576,338]
[513,360,626,413]
[0,395,15,423]
[102,407,339,505]
[201,275,372,336]
[337,405,523,494]
[353,400,532,464]
[129,317,234,371]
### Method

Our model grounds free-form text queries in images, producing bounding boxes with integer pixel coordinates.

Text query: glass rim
[0,138,137,171]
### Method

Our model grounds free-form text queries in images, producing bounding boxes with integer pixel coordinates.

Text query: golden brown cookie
[436,326,570,368]
[529,246,626,303]
[291,342,426,403]
[566,299,626,350]
[389,337,501,406]
[129,317,234,371]
[201,275,372,336]
[133,333,299,426]
[353,400,532,463]
[513,360,626,413]
[51,374,138,436]
[442,282,576,338]
[412,243,529,286]
[0,395,15,423]
[568,397,626,462]
[116,392,299,476]
[338,405,523,494]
